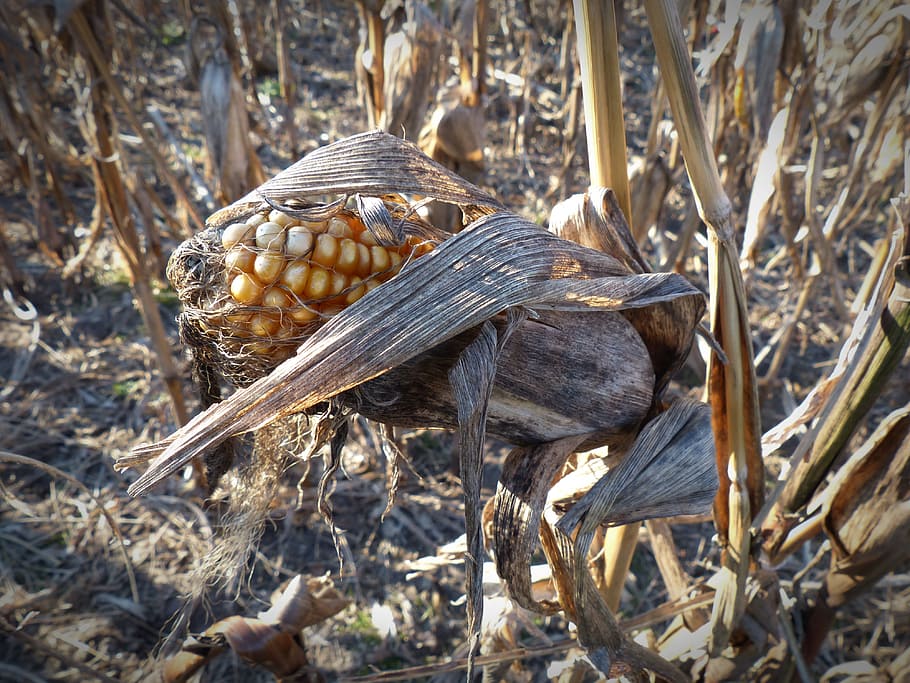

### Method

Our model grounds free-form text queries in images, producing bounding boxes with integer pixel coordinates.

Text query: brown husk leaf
[162,574,346,682]
[819,404,910,608]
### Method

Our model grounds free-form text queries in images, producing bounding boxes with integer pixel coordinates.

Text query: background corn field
[1,1,908,681]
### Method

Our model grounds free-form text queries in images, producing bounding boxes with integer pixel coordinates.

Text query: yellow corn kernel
[286,226,315,257]
[312,234,339,268]
[230,273,263,305]
[248,311,281,337]
[262,287,292,309]
[335,238,359,275]
[329,270,347,298]
[268,209,295,226]
[279,260,311,295]
[245,212,268,228]
[253,251,285,284]
[327,216,354,238]
[222,222,254,249]
[344,276,365,305]
[300,217,328,233]
[356,243,372,278]
[289,305,319,323]
[304,266,331,299]
[369,245,390,273]
[256,222,286,250]
[224,245,255,273]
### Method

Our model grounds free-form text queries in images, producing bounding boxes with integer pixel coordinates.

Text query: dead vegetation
[1,1,908,682]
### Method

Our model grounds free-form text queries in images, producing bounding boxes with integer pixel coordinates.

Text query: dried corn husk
[378,2,444,139]
[189,17,264,204]
[124,131,705,492]
[418,91,486,230]
[802,405,910,661]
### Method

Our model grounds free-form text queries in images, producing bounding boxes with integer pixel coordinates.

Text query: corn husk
[189,18,264,204]
[124,131,705,490]
[378,2,445,139]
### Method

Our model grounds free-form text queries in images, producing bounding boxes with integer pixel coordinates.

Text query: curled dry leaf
[491,401,716,678]
[790,404,910,664]
[162,574,347,683]
[819,405,910,607]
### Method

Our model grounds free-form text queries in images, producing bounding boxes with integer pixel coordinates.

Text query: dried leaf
[556,399,716,536]
[554,399,715,665]
[734,2,783,138]
[762,196,910,555]
[258,575,350,631]
[820,404,910,607]
[492,435,588,614]
[449,319,500,674]
[162,574,345,682]
[538,509,687,682]
[549,188,706,393]
[490,400,713,678]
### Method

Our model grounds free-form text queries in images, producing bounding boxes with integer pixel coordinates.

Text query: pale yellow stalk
[643,0,763,654]
[572,0,637,613]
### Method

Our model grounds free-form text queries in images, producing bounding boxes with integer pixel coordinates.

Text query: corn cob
[216,208,432,356]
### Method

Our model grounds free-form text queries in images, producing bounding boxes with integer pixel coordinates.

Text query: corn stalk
[62,7,204,235]
[571,0,638,616]
[643,0,764,654]
[572,0,632,223]
[65,6,190,435]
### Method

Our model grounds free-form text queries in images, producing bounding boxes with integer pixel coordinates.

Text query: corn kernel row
[217,208,431,344]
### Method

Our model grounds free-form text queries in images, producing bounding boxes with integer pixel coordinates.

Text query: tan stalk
[470,0,489,105]
[571,0,637,613]
[68,9,191,437]
[271,0,298,157]
[643,0,763,654]
[572,0,633,223]
[645,519,710,628]
[67,11,203,234]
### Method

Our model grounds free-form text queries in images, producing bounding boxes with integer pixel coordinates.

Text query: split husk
[188,16,265,204]
[124,131,706,491]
